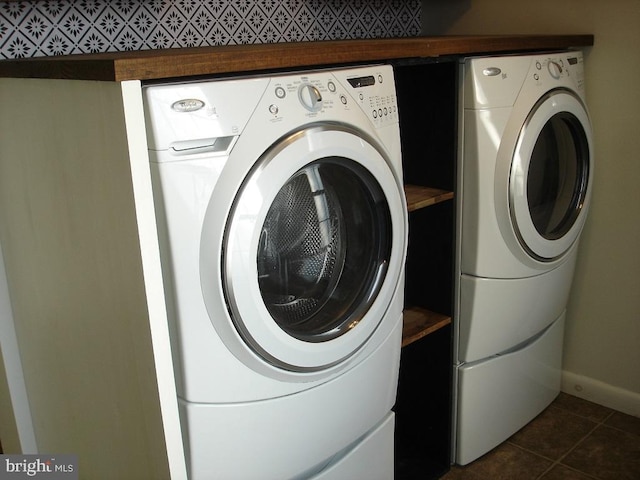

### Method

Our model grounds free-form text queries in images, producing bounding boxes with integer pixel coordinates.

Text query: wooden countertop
[0,35,593,82]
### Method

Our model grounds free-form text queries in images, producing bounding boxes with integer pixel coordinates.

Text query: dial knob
[298,84,323,112]
[548,60,563,79]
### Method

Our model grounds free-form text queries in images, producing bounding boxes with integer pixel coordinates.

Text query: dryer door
[509,89,593,261]
[204,124,406,375]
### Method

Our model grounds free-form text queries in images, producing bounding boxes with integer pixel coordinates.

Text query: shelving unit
[394,58,457,479]
[402,185,454,347]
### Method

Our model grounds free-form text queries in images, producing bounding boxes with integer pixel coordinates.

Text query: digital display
[347,76,376,88]
[567,57,579,65]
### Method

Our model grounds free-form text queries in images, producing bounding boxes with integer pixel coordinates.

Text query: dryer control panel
[464,51,585,109]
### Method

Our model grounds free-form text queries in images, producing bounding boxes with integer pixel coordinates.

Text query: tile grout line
[502,403,616,479]
[534,409,617,479]
[597,413,640,438]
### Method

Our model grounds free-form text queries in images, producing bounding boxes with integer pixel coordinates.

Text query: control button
[536,61,542,70]
[328,81,336,92]
[340,94,347,105]
[269,104,279,116]
[548,60,563,79]
[378,74,383,83]
[298,84,323,112]
[275,86,286,99]
[534,73,539,81]
[372,110,378,118]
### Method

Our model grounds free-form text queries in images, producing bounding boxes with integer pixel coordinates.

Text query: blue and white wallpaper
[0,0,422,59]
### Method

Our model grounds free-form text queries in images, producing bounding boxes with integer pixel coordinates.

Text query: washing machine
[454,51,593,464]
[143,65,407,479]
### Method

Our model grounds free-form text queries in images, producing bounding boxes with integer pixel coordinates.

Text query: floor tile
[562,424,640,480]
[539,464,596,480]
[443,396,639,480]
[508,405,597,460]
[604,410,640,436]
[444,443,552,480]
[552,392,614,422]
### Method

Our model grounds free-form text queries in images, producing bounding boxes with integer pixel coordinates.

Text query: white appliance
[143,65,407,479]
[455,51,593,464]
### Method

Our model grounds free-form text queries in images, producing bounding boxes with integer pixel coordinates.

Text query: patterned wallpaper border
[0,0,422,59]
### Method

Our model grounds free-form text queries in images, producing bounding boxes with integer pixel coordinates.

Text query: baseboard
[561,370,640,417]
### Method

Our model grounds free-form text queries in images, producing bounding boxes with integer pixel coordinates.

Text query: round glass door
[217,126,406,373]
[257,158,391,343]
[527,112,589,240]
[510,90,593,261]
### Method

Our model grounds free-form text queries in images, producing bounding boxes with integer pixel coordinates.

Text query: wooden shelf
[402,184,454,346]
[405,184,454,212]
[402,307,451,347]
[0,35,594,81]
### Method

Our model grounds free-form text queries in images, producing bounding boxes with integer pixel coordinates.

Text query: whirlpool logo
[0,455,77,480]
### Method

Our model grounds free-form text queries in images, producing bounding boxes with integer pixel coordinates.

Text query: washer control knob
[298,84,323,112]
[548,60,563,79]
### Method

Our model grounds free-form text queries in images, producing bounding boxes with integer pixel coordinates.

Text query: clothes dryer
[455,51,593,464]
[143,65,407,479]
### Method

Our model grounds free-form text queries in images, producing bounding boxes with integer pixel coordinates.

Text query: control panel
[466,52,585,109]
[532,57,568,82]
[143,65,400,159]
[266,66,398,129]
[530,54,584,92]
[334,68,399,128]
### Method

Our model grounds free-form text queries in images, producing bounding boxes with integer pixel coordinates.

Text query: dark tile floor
[442,393,640,480]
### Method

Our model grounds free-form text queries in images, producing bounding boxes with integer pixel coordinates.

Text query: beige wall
[424,0,640,413]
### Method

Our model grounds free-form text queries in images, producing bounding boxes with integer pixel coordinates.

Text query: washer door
[508,89,593,261]
[206,125,406,374]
